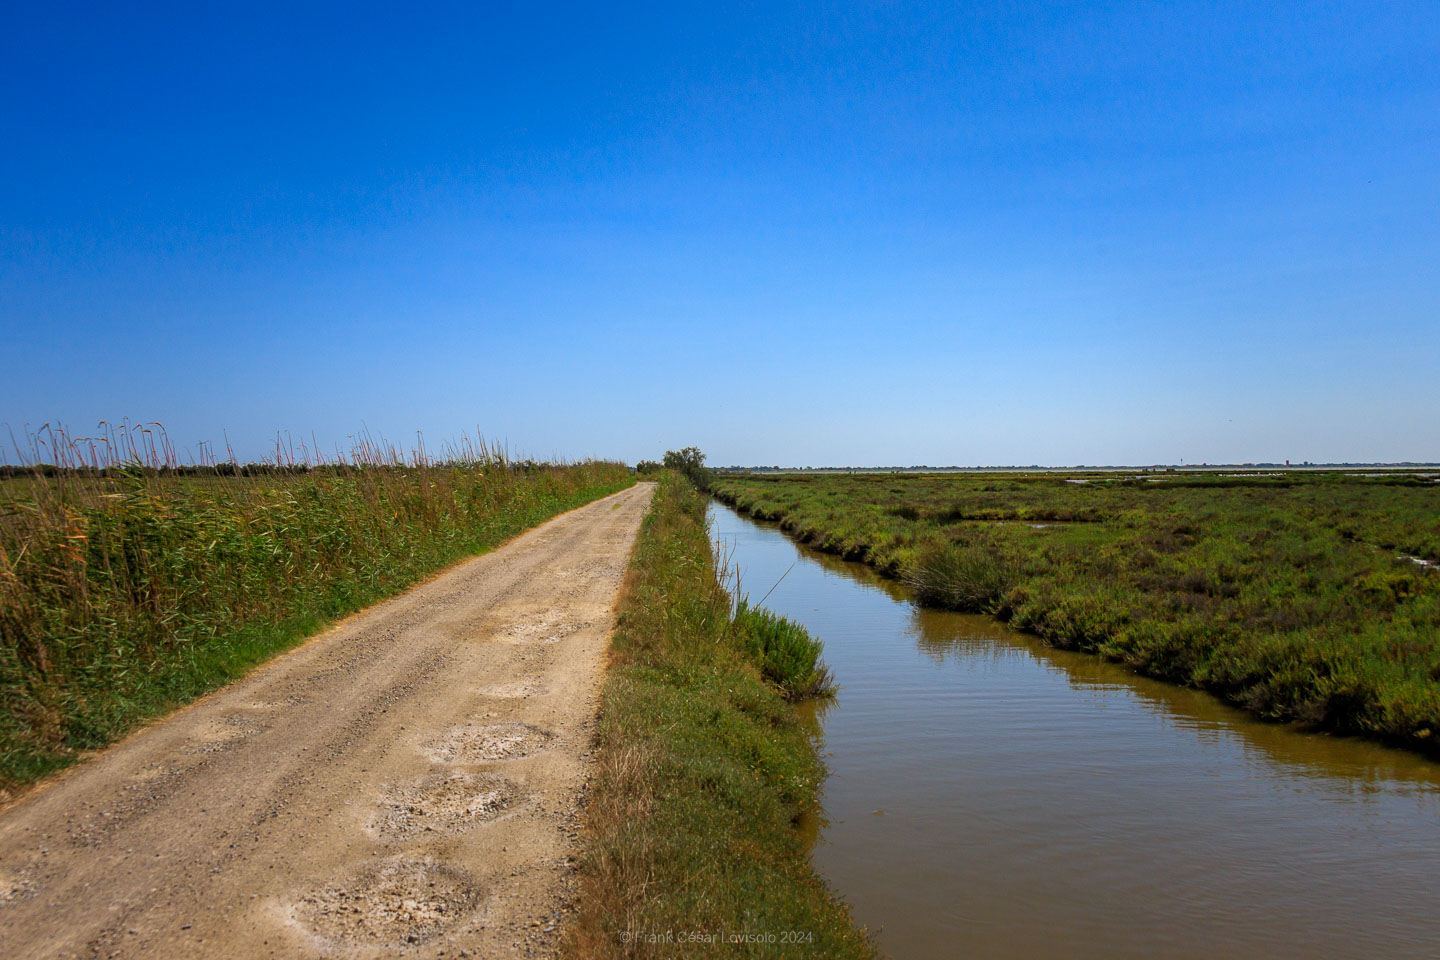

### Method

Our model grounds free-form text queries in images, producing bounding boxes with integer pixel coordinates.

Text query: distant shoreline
[716,464,1440,475]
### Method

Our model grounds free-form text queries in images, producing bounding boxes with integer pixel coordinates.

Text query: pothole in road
[125,763,179,785]
[65,765,186,847]
[559,562,625,584]
[0,867,39,905]
[372,773,525,839]
[494,613,586,645]
[243,693,310,711]
[477,678,547,699]
[184,714,260,754]
[425,722,554,764]
[291,857,480,950]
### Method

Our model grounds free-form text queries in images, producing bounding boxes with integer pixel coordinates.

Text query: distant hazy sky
[2,2,1436,466]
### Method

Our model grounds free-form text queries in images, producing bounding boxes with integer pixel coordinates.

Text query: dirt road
[0,482,654,959]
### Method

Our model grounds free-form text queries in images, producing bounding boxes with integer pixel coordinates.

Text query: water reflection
[753,507,1440,795]
[791,694,834,853]
[904,606,1440,796]
[711,501,1440,960]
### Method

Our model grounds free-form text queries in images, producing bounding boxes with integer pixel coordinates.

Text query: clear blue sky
[2,1,1436,466]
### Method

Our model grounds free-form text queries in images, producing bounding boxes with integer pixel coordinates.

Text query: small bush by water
[731,599,836,701]
[905,540,1019,613]
[564,472,872,959]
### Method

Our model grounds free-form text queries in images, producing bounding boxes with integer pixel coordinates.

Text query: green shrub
[904,540,1018,613]
[661,445,711,490]
[731,600,836,700]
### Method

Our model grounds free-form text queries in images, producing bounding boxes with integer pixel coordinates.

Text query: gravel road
[0,482,654,959]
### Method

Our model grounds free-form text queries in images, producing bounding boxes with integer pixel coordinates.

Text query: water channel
[709,501,1440,959]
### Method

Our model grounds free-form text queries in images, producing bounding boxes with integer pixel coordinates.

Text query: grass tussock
[731,600,836,701]
[0,423,633,791]
[905,540,1019,614]
[712,470,1440,756]
[564,472,871,960]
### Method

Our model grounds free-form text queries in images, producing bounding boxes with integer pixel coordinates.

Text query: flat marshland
[0,448,633,791]
[710,496,1440,959]
[711,471,1440,752]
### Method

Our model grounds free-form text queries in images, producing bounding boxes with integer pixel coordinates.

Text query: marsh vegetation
[711,497,1440,959]
[711,471,1440,753]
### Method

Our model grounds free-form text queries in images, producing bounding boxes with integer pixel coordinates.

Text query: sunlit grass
[0,422,633,790]
[564,472,871,959]
[712,471,1440,755]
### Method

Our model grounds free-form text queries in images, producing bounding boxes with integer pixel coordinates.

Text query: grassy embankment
[712,472,1440,755]
[565,472,873,959]
[0,437,632,791]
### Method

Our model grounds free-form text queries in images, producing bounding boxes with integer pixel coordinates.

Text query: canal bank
[711,500,1440,960]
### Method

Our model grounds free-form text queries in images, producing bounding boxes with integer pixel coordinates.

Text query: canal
[711,500,1440,959]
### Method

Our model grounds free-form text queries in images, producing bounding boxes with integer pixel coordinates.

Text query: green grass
[731,599,836,701]
[0,452,633,791]
[711,470,1440,756]
[564,472,872,959]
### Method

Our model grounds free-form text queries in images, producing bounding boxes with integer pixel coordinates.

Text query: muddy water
[709,502,1440,960]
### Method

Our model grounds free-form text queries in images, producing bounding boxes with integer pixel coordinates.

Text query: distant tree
[662,446,710,489]
[635,459,662,475]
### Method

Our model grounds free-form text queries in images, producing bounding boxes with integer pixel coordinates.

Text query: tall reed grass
[0,422,633,790]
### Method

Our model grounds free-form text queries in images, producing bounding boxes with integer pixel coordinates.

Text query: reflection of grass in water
[712,471,1440,757]
[908,608,1018,665]
[903,573,1440,792]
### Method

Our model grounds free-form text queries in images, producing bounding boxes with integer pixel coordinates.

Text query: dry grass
[0,421,633,787]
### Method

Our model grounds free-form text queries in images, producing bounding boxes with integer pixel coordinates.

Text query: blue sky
[2,1,1436,466]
